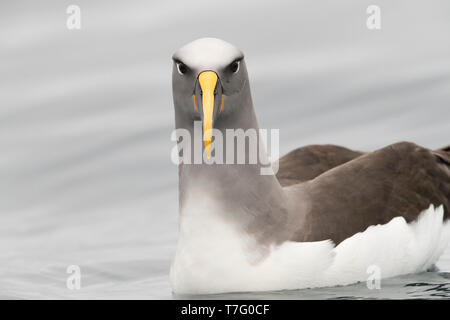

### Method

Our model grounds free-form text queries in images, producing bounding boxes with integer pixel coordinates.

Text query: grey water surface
[0,0,449,299]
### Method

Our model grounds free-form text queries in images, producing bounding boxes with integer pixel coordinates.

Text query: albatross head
[172,38,250,158]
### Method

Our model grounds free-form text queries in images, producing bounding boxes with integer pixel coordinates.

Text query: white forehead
[173,38,243,70]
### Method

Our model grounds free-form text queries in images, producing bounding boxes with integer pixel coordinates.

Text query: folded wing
[290,142,450,244]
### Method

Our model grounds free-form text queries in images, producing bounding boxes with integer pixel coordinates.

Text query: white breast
[170,199,450,295]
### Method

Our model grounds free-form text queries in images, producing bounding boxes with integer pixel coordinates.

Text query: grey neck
[175,85,290,245]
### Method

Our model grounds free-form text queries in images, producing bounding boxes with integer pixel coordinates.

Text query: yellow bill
[198,71,218,159]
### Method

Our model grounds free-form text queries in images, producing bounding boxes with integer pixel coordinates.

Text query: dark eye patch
[229,60,240,73]
[177,62,188,74]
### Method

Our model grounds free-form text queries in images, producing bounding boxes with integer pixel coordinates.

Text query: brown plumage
[277,142,450,244]
[276,145,365,186]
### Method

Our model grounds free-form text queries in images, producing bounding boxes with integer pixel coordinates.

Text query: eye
[176,62,188,75]
[229,60,240,73]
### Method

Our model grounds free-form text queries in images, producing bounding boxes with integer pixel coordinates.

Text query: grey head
[172,38,256,158]
[171,38,289,248]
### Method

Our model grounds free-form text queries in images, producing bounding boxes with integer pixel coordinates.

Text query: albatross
[169,37,450,294]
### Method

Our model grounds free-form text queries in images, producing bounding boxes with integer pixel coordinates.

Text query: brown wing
[275,144,365,186]
[291,142,450,245]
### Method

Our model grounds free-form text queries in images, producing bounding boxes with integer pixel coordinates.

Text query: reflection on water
[177,272,450,300]
[0,0,449,299]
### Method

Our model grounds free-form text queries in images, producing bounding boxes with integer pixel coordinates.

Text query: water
[0,0,449,299]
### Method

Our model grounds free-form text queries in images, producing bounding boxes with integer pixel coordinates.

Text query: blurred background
[0,0,449,298]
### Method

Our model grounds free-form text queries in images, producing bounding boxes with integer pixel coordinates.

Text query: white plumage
[171,196,450,295]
